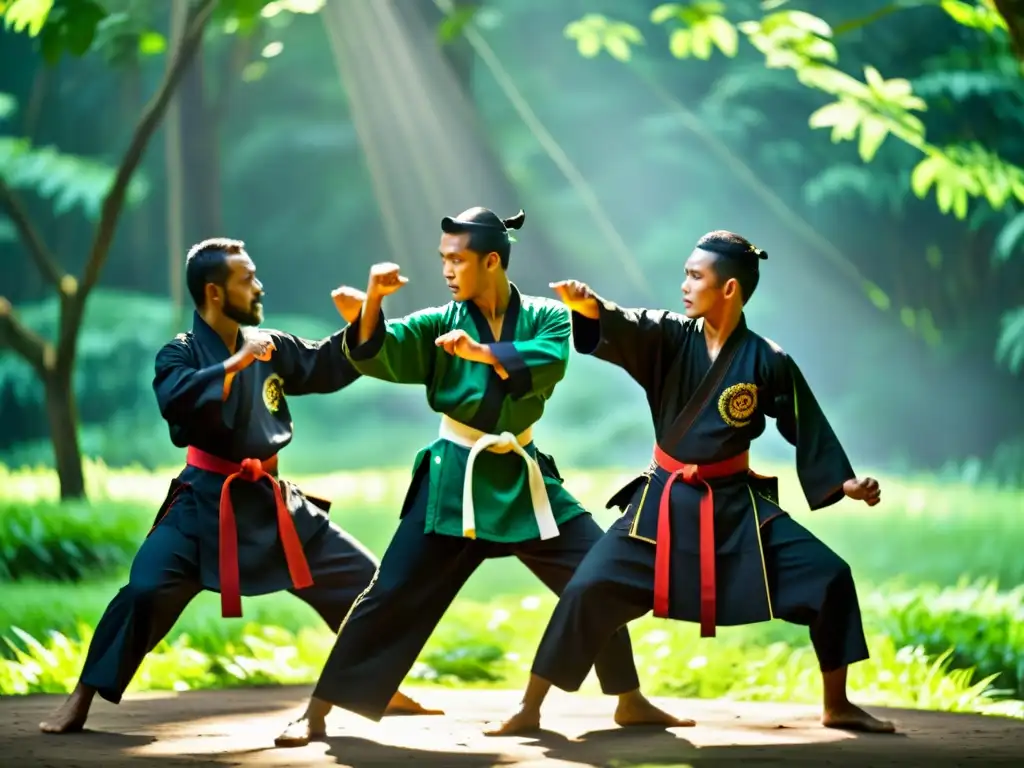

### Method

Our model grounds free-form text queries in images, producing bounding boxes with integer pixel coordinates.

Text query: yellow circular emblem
[262,373,285,414]
[718,382,758,428]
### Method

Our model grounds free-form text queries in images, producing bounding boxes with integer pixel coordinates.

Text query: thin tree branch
[79,0,218,296]
[0,176,67,289]
[0,297,52,376]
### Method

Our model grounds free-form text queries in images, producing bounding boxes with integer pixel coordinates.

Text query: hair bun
[502,209,526,230]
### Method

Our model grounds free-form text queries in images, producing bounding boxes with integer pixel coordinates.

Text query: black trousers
[311,487,641,721]
[79,517,379,704]
[531,513,870,693]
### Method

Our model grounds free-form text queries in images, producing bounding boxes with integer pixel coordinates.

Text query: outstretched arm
[762,344,880,510]
[550,279,676,393]
[266,330,360,396]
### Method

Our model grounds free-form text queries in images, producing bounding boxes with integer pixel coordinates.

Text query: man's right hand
[550,279,599,319]
[368,262,409,299]
[241,331,276,363]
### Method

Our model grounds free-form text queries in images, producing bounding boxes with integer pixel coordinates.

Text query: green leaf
[936,177,955,213]
[808,100,862,142]
[1,0,54,36]
[863,281,891,310]
[899,306,917,330]
[564,19,587,38]
[864,64,885,92]
[941,0,1008,33]
[0,137,149,219]
[0,92,16,122]
[690,24,712,59]
[437,4,477,44]
[669,27,691,58]
[604,34,632,62]
[650,3,682,24]
[994,212,1024,263]
[797,64,860,93]
[576,33,601,58]
[858,115,889,162]
[797,35,837,63]
[612,21,644,44]
[952,185,969,219]
[706,15,738,56]
[138,31,165,56]
[911,155,941,198]
[764,9,832,38]
[38,22,62,64]
[995,307,1024,374]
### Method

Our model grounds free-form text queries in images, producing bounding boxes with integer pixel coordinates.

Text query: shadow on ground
[3,686,1022,767]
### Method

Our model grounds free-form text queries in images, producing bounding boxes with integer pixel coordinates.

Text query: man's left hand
[331,285,367,324]
[435,330,494,364]
[843,477,881,507]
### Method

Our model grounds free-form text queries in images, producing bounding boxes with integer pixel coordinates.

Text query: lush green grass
[2,461,1022,717]
[2,460,1022,589]
[2,586,1021,719]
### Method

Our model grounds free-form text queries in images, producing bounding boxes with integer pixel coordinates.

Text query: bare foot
[39,686,93,734]
[274,716,327,748]
[483,706,541,736]
[614,692,696,728]
[823,702,896,733]
[384,690,445,716]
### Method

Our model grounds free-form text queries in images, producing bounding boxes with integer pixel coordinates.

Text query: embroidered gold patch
[262,373,285,414]
[718,382,758,427]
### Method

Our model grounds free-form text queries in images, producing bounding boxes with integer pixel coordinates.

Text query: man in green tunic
[274,208,689,747]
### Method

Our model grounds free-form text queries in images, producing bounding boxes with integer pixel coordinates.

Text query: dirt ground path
[3,686,1023,767]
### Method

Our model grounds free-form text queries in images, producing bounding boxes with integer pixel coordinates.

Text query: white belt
[438,414,560,541]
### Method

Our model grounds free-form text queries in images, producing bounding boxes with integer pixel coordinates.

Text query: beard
[223,295,263,327]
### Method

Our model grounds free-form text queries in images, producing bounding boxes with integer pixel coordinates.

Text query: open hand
[550,279,598,318]
[435,329,492,364]
[241,331,276,363]
[331,285,366,324]
[368,262,409,298]
[843,477,881,507]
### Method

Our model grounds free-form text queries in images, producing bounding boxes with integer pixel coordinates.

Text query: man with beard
[40,238,438,734]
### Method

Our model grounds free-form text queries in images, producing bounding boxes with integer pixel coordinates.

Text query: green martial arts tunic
[342,284,586,543]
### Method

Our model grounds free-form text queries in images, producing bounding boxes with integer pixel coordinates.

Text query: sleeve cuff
[491,341,532,399]
[806,464,856,510]
[192,363,229,409]
[570,312,600,355]
[343,309,387,361]
[571,298,622,355]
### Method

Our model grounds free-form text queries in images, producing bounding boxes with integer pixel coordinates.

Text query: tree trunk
[0,0,220,501]
[167,0,188,330]
[179,46,223,240]
[44,366,85,500]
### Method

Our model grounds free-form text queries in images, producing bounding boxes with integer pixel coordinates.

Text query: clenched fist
[550,279,599,319]
[367,262,409,299]
[843,477,881,507]
[331,285,366,324]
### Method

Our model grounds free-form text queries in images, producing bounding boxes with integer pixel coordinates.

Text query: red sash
[652,445,750,637]
[186,446,313,618]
